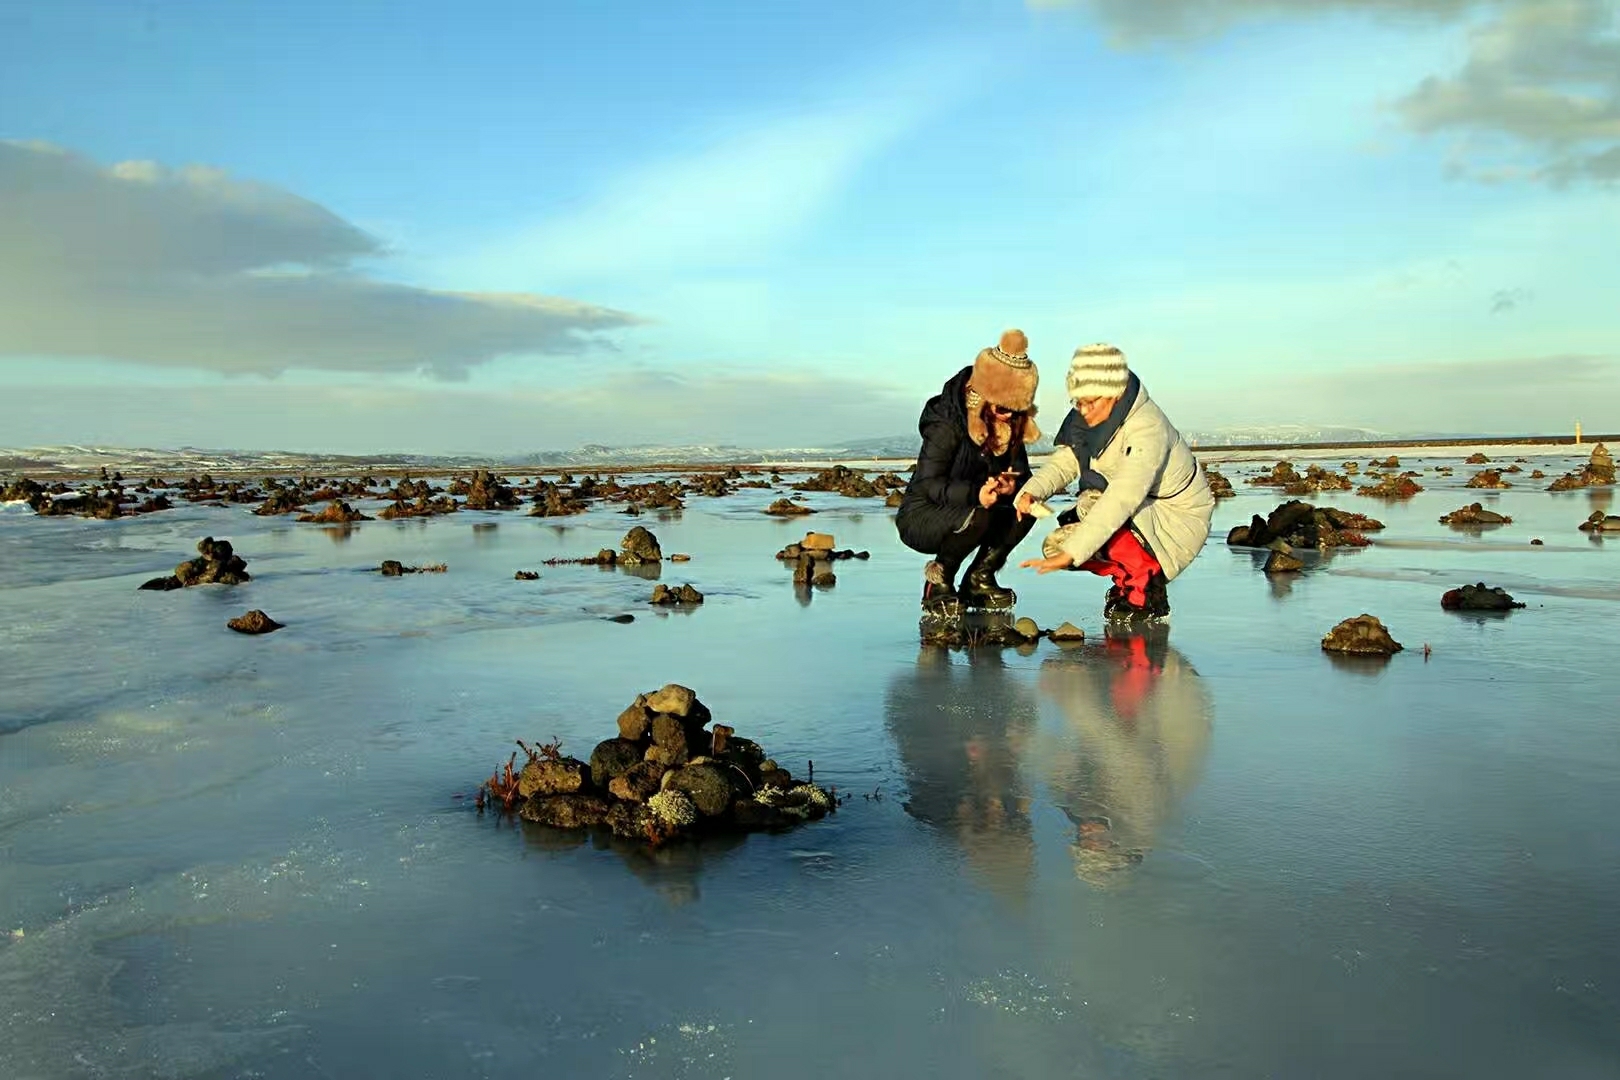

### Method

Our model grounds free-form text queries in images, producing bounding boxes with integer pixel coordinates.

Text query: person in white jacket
[1016,344,1214,621]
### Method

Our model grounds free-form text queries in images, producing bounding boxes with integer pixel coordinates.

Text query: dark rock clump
[1578,511,1620,533]
[1441,583,1525,611]
[1549,444,1614,491]
[141,536,251,590]
[765,498,816,516]
[1204,467,1234,499]
[480,684,833,845]
[1466,469,1511,489]
[1357,474,1423,499]
[228,610,283,634]
[793,465,891,499]
[377,560,447,576]
[1226,500,1382,550]
[620,526,662,564]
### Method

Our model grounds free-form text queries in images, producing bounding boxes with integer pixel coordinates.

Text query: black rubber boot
[959,546,1017,609]
[1105,574,1171,623]
[921,561,963,616]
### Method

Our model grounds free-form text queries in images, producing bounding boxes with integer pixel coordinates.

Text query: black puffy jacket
[895,366,1033,553]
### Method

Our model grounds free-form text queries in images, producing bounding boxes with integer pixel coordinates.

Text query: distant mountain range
[0,425,1593,477]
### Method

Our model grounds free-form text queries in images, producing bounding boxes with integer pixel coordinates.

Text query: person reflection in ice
[1038,626,1212,888]
[885,648,1040,903]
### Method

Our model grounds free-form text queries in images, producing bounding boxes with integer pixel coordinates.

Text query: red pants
[1077,527,1163,606]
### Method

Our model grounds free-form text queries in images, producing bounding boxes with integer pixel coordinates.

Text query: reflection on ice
[1038,628,1212,887]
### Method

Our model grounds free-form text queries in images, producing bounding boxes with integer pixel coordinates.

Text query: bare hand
[1014,490,1034,520]
[979,477,999,509]
[1020,553,1074,574]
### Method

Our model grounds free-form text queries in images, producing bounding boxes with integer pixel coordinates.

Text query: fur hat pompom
[970,328,1039,413]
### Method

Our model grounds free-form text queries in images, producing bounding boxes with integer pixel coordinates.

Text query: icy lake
[3,450,1618,1079]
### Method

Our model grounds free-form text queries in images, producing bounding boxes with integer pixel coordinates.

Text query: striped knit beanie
[1066,343,1129,401]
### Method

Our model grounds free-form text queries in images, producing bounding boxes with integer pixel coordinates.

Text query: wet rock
[662,763,733,817]
[139,575,185,591]
[1579,511,1620,532]
[1531,469,1546,479]
[1204,467,1234,498]
[297,500,371,523]
[606,800,654,839]
[377,560,446,576]
[1439,502,1512,526]
[1465,469,1512,489]
[380,560,407,577]
[520,793,612,829]
[514,570,540,580]
[1048,621,1085,642]
[1531,538,1544,545]
[457,469,519,510]
[811,564,837,588]
[518,756,589,797]
[378,493,459,518]
[1321,614,1403,655]
[1263,550,1305,574]
[802,532,836,552]
[1247,461,1301,487]
[608,761,665,803]
[1441,583,1525,611]
[646,683,697,717]
[617,700,652,741]
[589,738,645,787]
[765,498,815,516]
[528,480,589,517]
[620,525,662,564]
[1466,452,1491,464]
[227,610,283,634]
[670,553,692,562]
[645,742,690,770]
[646,789,699,830]
[649,583,704,605]
[1013,616,1040,641]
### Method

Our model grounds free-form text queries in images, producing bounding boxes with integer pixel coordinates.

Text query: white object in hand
[1026,500,1053,519]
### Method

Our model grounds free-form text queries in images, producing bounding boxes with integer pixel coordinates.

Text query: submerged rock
[514,570,540,580]
[649,583,704,605]
[1578,511,1620,532]
[297,500,371,523]
[227,610,283,634]
[1441,583,1525,611]
[765,498,816,516]
[1263,550,1305,574]
[1204,467,1235,499]
[1466,469,1512,489]
[1321,614,1403,656]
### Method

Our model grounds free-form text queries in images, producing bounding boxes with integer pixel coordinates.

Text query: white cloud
[0,141,641,376]
[1033,0,1620,187]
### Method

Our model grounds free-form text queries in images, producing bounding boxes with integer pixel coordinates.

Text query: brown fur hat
[967,329,1041,447]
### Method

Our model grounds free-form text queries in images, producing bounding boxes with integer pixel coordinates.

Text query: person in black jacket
[897,330,1042,614]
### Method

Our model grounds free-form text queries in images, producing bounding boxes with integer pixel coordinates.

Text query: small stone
[380,559,406,577]
[227,610,283,634]
[710,724,733,754]
[617,700,652,741]
[670,553,692,562]
[1013,616,1040,641]
[802,532,836,551]
[517,756,588,797]
[588,738,644,787]
[645,683,697,717]
[645,742,690,770]
[608,761,665,803]
[650,712,689,750]
[514,570,540,580]
[1048,621,1085,642]
[663,763,733,817]
[1531,538,1544,545]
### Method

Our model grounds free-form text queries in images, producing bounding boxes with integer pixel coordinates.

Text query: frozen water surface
[2,453,1618,1078]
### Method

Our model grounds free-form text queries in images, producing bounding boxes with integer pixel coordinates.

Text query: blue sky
[1,0,1617,452]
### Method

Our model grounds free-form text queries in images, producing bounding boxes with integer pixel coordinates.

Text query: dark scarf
[1056,372,1142,492]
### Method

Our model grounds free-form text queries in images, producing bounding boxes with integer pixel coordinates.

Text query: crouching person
[1017,344,1213,621]
[897,330,1042,615]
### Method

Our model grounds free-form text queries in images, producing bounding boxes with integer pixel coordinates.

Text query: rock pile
[452,469,519,510]
[529,480,589,517]
[1248,462,1352,495]
[1440,502,1511,526]
[1226,500,1383,549]
[1441,583,1524,611]
[1321,615,1402,655]
[775,531,869,588]
[140,537,251,591]
[792,465,905,499]
[1549,443,1615,491]
[480,684,835,845]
